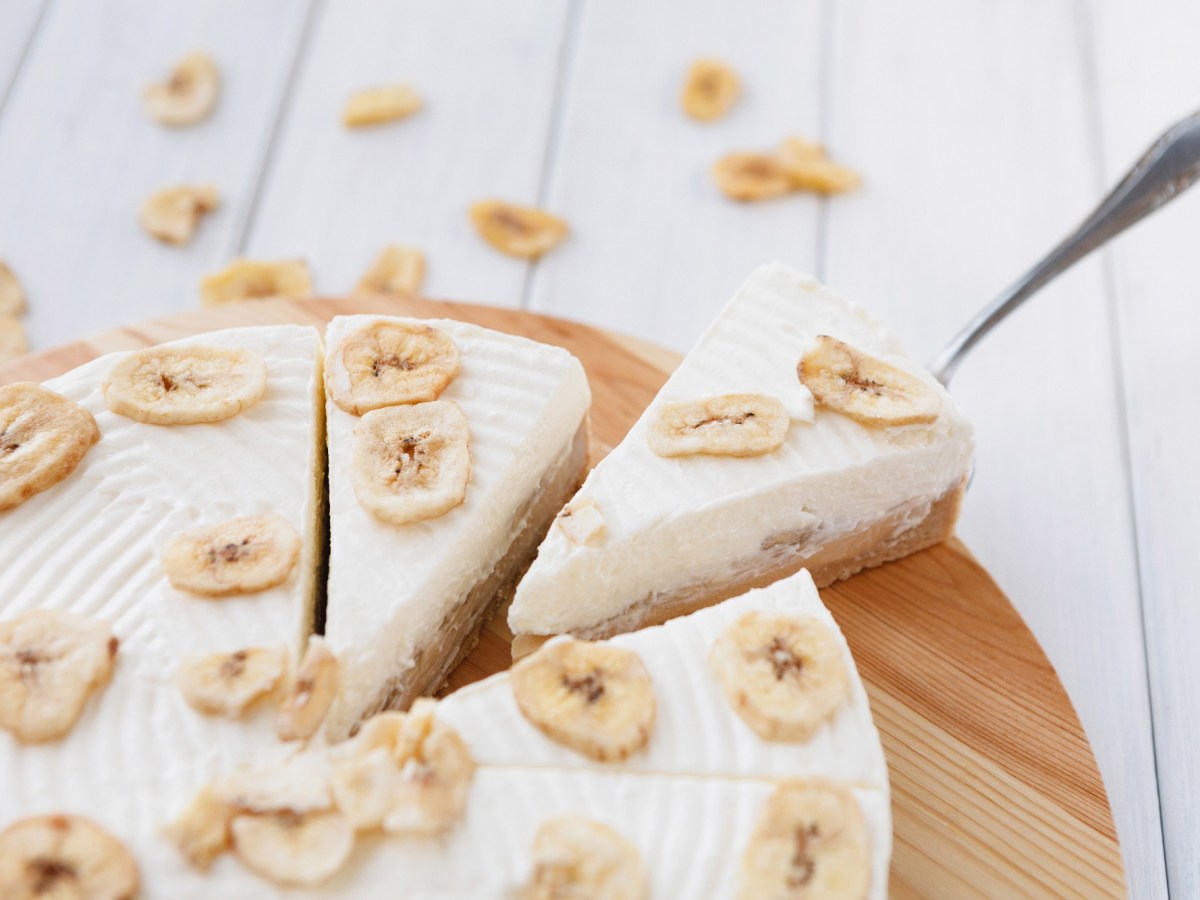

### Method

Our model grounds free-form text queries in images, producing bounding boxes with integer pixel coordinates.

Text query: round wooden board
[0,296,1124,898]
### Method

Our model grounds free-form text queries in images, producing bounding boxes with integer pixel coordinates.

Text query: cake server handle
[927,108,1200,386]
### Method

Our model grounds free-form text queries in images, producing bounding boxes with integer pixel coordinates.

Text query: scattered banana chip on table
[139,184,218,245]
[103,344,269,425]
[162,512,302,598]
[355,243,426,296]
[0,315,27,362]
[736,779,870,899]
[799,335,941,426]
[0,382,100,512]
[343,84,423,128]
[0,262,26,316]
[0,609,118,743]
[199,258,313,307]
[526,815,649,900]
[714,136,860,201]
[648,393,790,458]
[143,50,220,127]
[469,200,568,259]
[681,58,740,122]
[0,814,139,898]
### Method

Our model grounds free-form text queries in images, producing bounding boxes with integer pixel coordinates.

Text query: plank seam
[1074,0,1169,895]
[519,0,587,311]
[815,0,837,282]
[0,0,53,125]
[230,0,325,256]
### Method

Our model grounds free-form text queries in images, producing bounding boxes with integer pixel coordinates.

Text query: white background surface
[0,1,1194,895]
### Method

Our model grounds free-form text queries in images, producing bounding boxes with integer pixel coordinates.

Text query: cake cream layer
[323,316,591,738]
[150,768,890,900]
[443,569,888,791]
[0,326,325,888]
[509,262,975,637]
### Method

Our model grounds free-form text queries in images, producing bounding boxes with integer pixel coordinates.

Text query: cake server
[928,109,1200,386]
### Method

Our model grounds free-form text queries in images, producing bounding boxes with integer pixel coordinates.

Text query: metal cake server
[927,109,1200,386]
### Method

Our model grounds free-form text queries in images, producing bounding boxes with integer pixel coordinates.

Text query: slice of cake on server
[509,262,974,648]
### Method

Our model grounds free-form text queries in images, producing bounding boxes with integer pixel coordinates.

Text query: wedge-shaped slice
[444,570,888,788]
[510,263,973,643]
[323,315,590,739]
[0,326,325,897]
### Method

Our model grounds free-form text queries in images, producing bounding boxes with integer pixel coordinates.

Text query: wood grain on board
[0,296,1125,898]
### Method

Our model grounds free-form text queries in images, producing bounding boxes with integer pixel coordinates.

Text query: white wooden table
[0,1,1193,895]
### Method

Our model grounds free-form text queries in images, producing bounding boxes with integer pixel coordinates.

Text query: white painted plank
[1089,0,1200,894]
[0,0,44,111]
[0,0,314,350]
[527,0,825,349]
[823,1,1165,896]
[244,0,569,309]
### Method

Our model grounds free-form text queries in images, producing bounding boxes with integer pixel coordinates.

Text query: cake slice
[159,569,890,897]
[321,316,590,739]
[509,262,974,645]
[0,325,325,897]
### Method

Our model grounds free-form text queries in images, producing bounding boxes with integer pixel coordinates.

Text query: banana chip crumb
[343,85,423,128]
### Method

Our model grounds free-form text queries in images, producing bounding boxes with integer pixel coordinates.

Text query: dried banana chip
[525,816,649,900]
[712,152,795,202]
[0,814,139,898]
[0,316,28,362]
[556,498,607,546]
[469,200,568,259]
[737,780,870,899]
[0,382,100,512]
[176,646,288,717]
[163,512,301,598]
[798,335,941,426]
[163,784,235,871]
[103,345,268,425]
[143,50,220,127]
[511,638,655,762]
[709,611,849,742]
[350,400,470,525]
[355,244,426,297]
[0,262,26,316]
[277,637,338,742]
[326,321,459,415]
[777,137,861,194]
[139,184,218,245]
[682,58,740,122]
[343,84,423,128]
[647,393,789,458]
[0,609,118,743]
[199,258,313,307]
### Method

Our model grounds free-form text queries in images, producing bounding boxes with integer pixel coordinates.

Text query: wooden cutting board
[0,295,1125,899]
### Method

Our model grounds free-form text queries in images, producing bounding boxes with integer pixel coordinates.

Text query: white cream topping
[509,262,976,635]
[323,316,590,738]
[443,569,888,791]
[0,325,324,899]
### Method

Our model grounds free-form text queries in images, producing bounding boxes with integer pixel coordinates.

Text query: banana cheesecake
[151,568,889,898]
[321,316,591,739]
[509,262,975,647]
[0,325,326,898]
